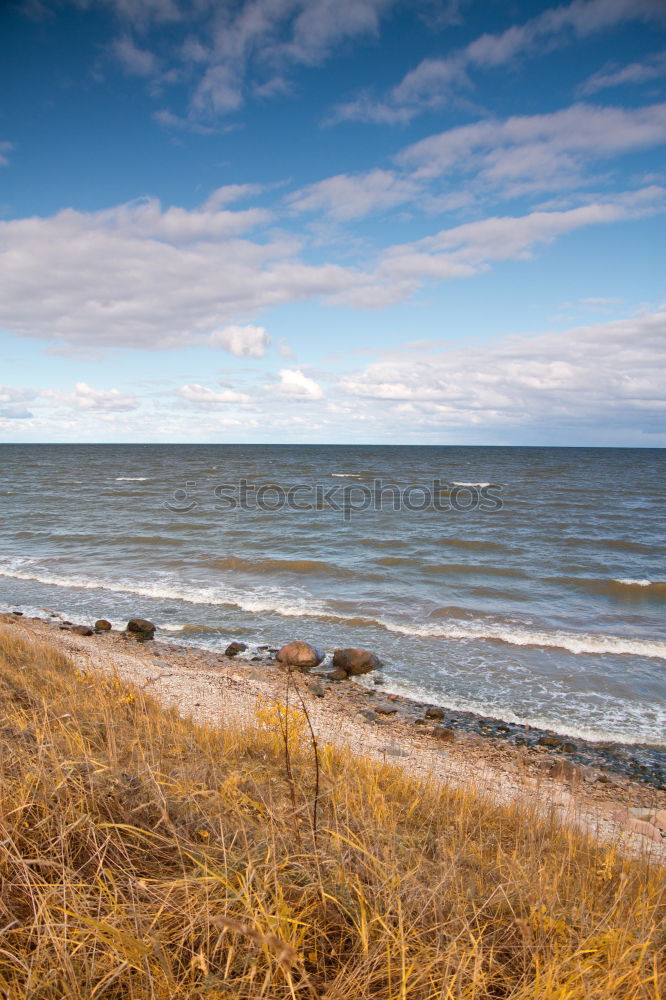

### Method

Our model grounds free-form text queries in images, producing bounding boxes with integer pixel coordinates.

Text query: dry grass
[0,626,664,999]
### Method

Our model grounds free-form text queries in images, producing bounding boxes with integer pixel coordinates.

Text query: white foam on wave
[330,473,362,478]
[452,481,492,487]
[366,677,666,746]
[613,578,654,587]
[115,477,148,481]
[2,561,665,661]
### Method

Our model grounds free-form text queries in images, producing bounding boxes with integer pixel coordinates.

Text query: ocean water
[0,444,664,746]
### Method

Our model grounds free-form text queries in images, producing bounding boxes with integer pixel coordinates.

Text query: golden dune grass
[0,626,663,999]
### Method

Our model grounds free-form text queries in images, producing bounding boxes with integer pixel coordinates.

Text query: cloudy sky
[1,0,665,444]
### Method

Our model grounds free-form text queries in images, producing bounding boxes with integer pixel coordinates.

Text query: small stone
[328,667,348,681]
[11,611,23,616]
[430,725,455,743]
[414,718,427,725]
[373,676,385,685]
[537,736,561,748]
[374,702,398,715]
[225,641,248,657]
[71,625,94,636]
[95,619,112,631]
[359,709,378,723]
[307,677,326,698]
[425,707,445,720]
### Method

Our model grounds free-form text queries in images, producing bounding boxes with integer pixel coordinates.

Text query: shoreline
[2,610,665,857]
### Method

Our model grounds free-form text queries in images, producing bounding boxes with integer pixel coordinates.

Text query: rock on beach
[276,640,324,671]
[125,618,156,641]
[332,648,382,676]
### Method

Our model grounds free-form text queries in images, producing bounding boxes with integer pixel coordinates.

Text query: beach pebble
[307,677,326,698]
[430,725,455,743]
[11,610,23,616]
[225,641,248,657]
[547,759,580,781]
[125,618,156,641]
[425,706,445,720]
[276,640,324,671]
[71,625,94,636]
[374,702,398,715]
[358,709,378,723]
[332,647,382,676]
[95,619,112,631]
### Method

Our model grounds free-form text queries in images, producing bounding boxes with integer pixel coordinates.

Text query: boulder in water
[332,648,382,676]
[225,641,248,657]
[95,619,112,632]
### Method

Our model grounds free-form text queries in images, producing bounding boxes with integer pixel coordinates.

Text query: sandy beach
[3,610,664,860]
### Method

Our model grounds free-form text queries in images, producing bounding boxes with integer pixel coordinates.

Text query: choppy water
[1,444,664,746]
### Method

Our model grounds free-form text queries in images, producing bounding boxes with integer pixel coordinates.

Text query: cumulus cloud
[1,184,662,353]
[60,382,140,413]
[331,0,665,124]
[273,368,324,400]
[0,193,362,350]
[338,307,666,432]
[207,324,271,357]
[177,384,252,407]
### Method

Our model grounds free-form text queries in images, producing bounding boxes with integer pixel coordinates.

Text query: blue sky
[1,0,665,444]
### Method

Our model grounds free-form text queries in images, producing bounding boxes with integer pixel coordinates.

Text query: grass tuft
[0,626,663,998]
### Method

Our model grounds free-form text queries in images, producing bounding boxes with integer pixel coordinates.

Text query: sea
[1,444,664,749]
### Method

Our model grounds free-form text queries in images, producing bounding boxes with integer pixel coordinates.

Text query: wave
[437,538,510,552]
[551,576,666,599]
[206,555,353,578]
[2,563,665,660]
[330,472,362,478]
[423,563,526,578]
[115,477,148,481]
[451,481,494,487]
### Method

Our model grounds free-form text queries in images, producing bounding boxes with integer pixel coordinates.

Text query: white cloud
[278,337,296,359]
[331,0,665,124]
[207,324,271,357]
[273,368,324,399]
[287,169,420,221]
[0,141,14,167]
[177,384,252,406]
[396,103,666,197]
[0,386,36,420]
[64,382,140,412]
[112,35,159,76]
[0,194,362,350]
[579,49,666,95]
[338,307,666,432]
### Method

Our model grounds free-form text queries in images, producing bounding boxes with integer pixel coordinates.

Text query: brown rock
[326,667,348,681]
[425,706,445,720]
[225,641,248,657]
[430,725,455,743]
[95,619,112,631]
[548,759,580,781]
[374,702,398,715]
[332,648,382,676]
[125,618,156,641]
[275,640,324,671]
[307,677,326,698]
[72,625,94,636]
